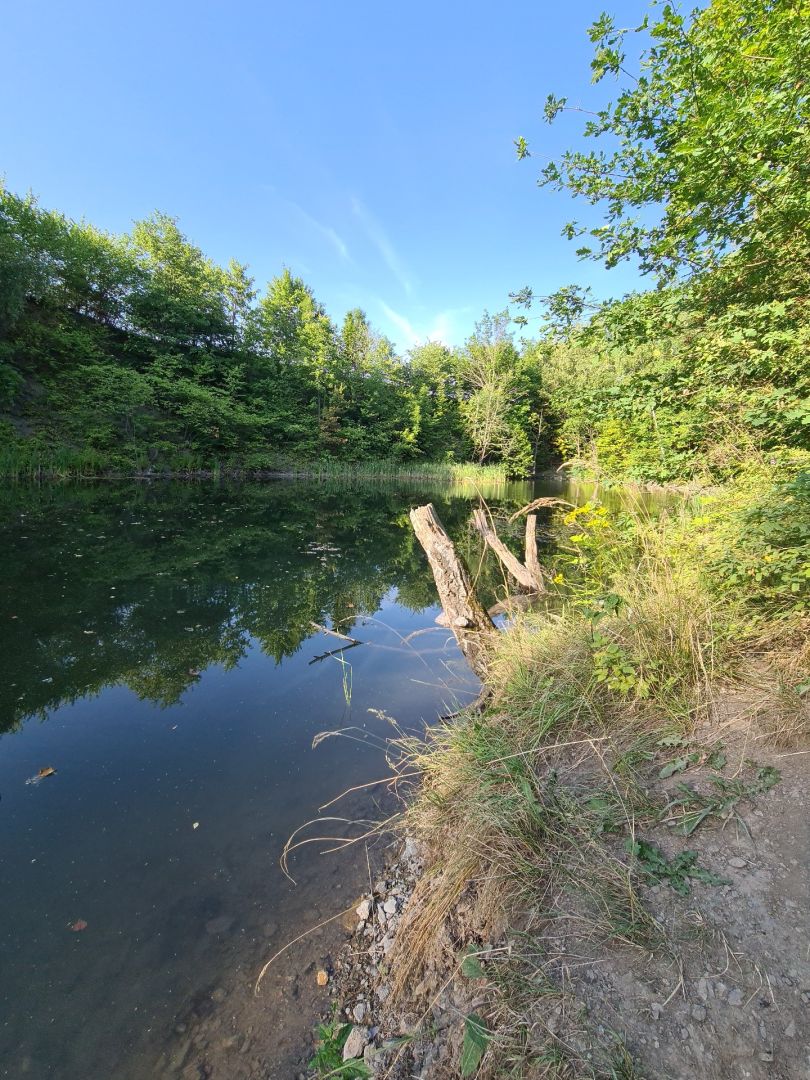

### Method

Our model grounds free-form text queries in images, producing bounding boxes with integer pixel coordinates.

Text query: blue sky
[2,0,647,351]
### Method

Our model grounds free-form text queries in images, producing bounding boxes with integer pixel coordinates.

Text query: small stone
[728,989,744,1006]
[356,899,372,921]
[342,1026,367,1061]
[691,1005,707,1022]
[759,1051,774,1063]
[651,1003,664,1020]
[353,1002,366,1023]
[402,837,421,863]
[316,969,329,987]
[728,856,747,869]
[784,1020,796,1038]
[383,897,398,915]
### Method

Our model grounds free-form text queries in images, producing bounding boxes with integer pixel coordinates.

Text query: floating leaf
[25,766,57,785]
[70,919,88,932]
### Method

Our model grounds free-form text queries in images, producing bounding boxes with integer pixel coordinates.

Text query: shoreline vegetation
[313,461,808,1077]
[0,449,515,485]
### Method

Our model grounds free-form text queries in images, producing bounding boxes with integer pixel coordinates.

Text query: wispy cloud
[287,200,352,263]
[376,301,470,350]
[426,311,455,344]
[352,197,413,294]
[378,301,419,346]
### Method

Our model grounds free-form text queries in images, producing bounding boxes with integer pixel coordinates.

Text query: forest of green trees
[1,0,808,485]
[0,194,548,477]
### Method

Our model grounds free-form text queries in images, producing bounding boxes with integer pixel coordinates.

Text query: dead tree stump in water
[524,513,545,593]
[409,503,495,679]
[472,507,542,593]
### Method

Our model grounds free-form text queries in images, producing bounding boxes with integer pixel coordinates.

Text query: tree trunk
[524,513,545,593]
[472,508,541,592]
[409,503,495,679]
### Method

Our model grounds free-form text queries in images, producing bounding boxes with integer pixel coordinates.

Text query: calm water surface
[0,477,573,1079]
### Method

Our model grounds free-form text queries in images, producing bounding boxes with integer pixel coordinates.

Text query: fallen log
[472,507,541,592]
[409,503,495,679]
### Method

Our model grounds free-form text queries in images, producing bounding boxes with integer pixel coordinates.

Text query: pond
[0,475,572,1079]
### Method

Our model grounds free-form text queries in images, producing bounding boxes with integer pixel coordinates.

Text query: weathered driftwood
[310,622,360,644]
[472,507,541,592]
[308,641,362,665]
[524,513,545,593]
[508,496,574,523]
[409,503,495,678]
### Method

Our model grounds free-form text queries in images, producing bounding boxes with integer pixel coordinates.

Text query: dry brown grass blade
[254,902,360,996]
[318,772,417,812]
[280,815,397,882]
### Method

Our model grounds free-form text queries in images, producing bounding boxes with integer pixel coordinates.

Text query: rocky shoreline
[322,836,479,1078]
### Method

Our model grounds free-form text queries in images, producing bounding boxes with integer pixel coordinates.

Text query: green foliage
[309,1012,371,1078]
[625,839,729,895]
[0,186,551,477]
[663,765,781,835]
[460,1013,490,1076]
[591,632,645,695]
[460,946,486,979]
[699,470,810,612]
[511,0,810,486]
[525,0,810,295]
[456,312,547,475]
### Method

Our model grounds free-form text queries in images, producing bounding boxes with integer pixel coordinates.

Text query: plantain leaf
[460,1013,489,1076]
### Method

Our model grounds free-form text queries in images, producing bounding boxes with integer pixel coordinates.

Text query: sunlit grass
[0,443,511,485]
